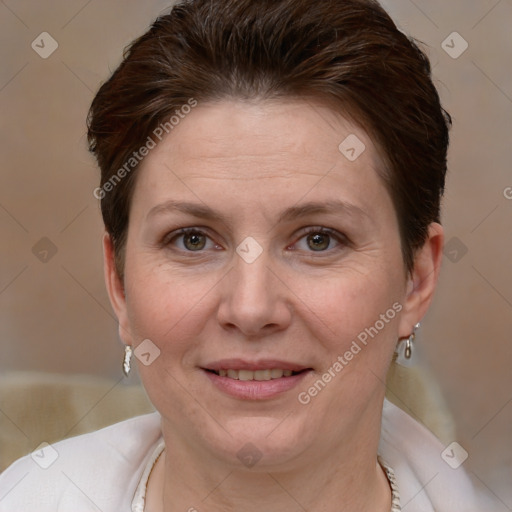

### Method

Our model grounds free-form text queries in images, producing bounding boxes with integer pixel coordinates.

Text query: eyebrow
[146,200,229,223]
[276,200,370,224]
[146,199,370,225]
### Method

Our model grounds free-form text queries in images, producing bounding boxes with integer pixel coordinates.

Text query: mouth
[204,368,307,380]
[201,359,312,400]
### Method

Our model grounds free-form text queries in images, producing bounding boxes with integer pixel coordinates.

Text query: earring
[122,345,133,377]
[404,323,420,359]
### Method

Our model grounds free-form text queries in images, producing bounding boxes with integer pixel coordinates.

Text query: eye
[293,228,345,252]
[165,228,219,252]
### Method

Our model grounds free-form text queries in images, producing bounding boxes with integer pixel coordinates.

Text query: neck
[146,429,391,512]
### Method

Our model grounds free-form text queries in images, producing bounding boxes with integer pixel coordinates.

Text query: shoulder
[0,412,161,512]
[379,399,484,512]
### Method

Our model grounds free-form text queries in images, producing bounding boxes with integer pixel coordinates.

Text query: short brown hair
[87,0,451,276]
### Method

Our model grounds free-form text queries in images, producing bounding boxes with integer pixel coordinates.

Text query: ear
[398,223,444,339]
[103,232,133,346]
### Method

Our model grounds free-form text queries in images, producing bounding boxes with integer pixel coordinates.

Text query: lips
[201,359,312,399]
[209,368,302,380]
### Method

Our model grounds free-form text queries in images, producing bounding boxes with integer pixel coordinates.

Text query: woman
[0,0,494,510]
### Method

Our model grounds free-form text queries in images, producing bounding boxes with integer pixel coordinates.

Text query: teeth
[227,369,239,380]
[254,369,271,381]
[238,369,253,381]
[214,369,300,380]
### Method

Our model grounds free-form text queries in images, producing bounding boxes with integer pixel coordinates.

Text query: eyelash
[162,226,349,254]
[291,226,349,252]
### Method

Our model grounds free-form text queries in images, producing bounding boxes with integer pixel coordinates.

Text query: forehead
[131,99,391,219]
[150,100,375,167]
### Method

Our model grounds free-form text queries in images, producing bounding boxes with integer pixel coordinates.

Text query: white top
[0,399,490,511]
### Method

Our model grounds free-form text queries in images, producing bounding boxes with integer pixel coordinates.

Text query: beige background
[1,0,511,506]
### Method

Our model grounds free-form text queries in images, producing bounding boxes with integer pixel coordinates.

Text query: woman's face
[106,99,438,469]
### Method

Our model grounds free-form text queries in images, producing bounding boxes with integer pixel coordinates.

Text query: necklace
[134,443,401,511]
[378,456,401,511]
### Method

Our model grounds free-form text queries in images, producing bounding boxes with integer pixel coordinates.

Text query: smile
[209,369,302,380]
[202,361,312,400]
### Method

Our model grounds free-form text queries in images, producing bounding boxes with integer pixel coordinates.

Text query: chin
[200,415,312,470]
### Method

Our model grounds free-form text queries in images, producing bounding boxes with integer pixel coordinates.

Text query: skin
[104,99,444,512]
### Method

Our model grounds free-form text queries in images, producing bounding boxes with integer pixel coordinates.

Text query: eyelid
[162,227,222,250]
[160,225,349,252]
[296,226,349,243]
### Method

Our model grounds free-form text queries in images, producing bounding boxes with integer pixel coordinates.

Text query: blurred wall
[1,0,511,505]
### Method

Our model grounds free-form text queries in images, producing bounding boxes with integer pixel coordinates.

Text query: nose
[216,252,292,338]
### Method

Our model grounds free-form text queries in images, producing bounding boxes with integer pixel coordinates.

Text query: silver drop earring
[404,323,421,359]
[122,345,133,377]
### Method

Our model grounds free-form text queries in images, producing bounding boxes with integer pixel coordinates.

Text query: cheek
[122,262,221,416]
[294,267,404,364]
[123,260,219,359]
[294,271,404,417]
